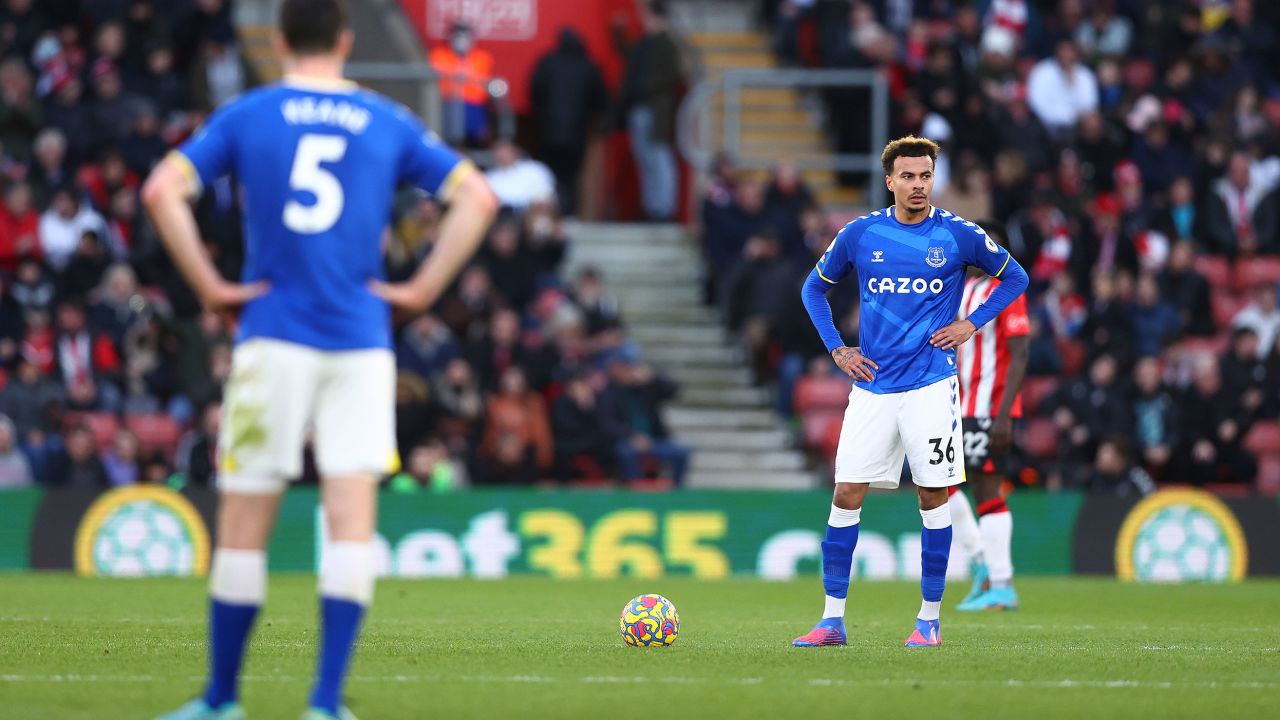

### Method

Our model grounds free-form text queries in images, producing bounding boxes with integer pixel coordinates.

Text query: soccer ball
[619,594,680,647]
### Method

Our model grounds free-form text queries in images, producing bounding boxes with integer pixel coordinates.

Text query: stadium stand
[0,0,690,490]
[705,0,1280,494]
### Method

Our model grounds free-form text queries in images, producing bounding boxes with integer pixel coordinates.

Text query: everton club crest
[925,246,947,268]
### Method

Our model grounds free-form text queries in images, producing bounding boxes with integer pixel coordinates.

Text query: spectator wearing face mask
[429,21,493,146]
[551,371,617,483]
[1232,283,1280,360]
[476,366,553,484]
[1176,355,1258,485]
[1129,357,1178,482]
[1205,151,1280,257]
[41,423,108,488]
[1086,436,1155,496]
[484,141,556,212]
[37,187,106,272]
[602,355,688,486]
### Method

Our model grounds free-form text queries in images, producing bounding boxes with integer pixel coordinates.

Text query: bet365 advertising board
[2,487,1277,581]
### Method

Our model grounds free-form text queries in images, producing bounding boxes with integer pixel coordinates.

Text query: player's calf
[909,501,951,647]
[308,540,375,715]
[156,547,265,720]
[792,503,860,647]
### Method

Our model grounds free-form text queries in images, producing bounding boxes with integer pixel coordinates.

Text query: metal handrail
[343,61,516,143]
[677,66,889,208]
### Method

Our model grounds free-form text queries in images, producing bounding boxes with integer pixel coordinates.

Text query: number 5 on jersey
[284,133,347,234]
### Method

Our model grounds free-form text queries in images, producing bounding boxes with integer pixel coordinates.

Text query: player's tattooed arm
[929,319,977,350]
[832,346,878,382]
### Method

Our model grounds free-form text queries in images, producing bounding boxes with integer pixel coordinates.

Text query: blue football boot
[156,700,245,720]
[956,585,1020,611]
[792,617,847,647]
[904,618,941,647]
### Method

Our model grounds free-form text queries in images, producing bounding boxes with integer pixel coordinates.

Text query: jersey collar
[281,73,358,93]
[887,205,936,226]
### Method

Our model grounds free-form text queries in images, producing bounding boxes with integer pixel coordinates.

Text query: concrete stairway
[676,8,862,214]
[564,222,817,490]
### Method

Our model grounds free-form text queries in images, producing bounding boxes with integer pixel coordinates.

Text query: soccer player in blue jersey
[791,136,1028,648]
[142,2,497,718]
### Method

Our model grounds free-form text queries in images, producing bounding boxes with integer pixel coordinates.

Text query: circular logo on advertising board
[74,486,210,577]
[1115,489,1246,583]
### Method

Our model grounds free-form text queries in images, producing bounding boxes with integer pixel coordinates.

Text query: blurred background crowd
[2,0,1279,495]
[0,0,689,493]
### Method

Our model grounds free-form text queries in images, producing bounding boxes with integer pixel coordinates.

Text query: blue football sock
[821,505,861,599]
[309,596,366,713]
[920,505,953,605]
[203,599,260,708]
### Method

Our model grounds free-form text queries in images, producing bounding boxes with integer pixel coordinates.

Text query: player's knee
[322,476,378,542]
[917,486,949,511]
[216,492,281,550]
[832,483,866,510]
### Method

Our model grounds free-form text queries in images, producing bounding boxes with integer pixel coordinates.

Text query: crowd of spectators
[0,0,687,492]
[718,0,1280,493]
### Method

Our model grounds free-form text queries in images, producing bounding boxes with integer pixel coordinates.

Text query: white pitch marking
[3,675,1278,691]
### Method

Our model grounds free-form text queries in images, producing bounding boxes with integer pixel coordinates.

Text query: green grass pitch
[1,575,1277,719]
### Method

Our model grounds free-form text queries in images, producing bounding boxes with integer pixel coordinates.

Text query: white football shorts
[217,338,398,494]
[833,376,966,489]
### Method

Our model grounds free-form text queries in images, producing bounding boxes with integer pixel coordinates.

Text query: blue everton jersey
[815,206,1013,394]
[176,78,469,350]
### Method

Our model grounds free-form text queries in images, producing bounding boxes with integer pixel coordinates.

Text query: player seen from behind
[791,136,1029,649]
[949,221,1030,612]
[142,1,498,718]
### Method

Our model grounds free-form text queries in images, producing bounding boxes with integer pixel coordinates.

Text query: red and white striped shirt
[957,276,1030,419]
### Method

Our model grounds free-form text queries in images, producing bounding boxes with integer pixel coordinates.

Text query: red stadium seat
[64,412,120,450]
[1123,58,1157,93]
[1194,255,1231,286]
[793,376,852,415]
[1055,338,1087,377]
[1210,290,1248,328]
[1244,421,1280,455]
[1019,418,1058,459]
[1201,483,1251,499]
[1255,455,1280,496]
[124,413,183,458]
[567,454,610,486]
[628,477,674,492]
[1233,257,1280,292]
[1020,377,1058,415]
[1171,335,1230,358]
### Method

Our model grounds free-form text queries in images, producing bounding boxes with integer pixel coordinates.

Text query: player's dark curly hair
[279,0,347,55]
[880,136,940,174]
